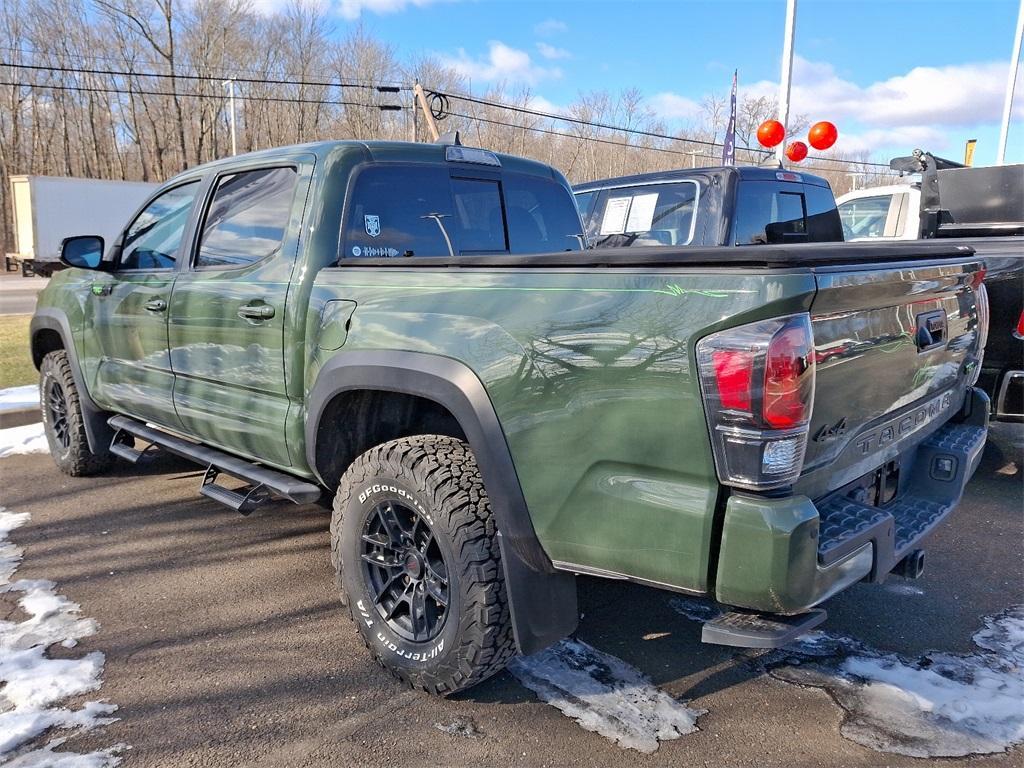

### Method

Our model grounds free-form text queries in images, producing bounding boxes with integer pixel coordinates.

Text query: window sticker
[599,196,631,235]
[357,246,399,258]
[364,214,381,237]
[625,192,658,233]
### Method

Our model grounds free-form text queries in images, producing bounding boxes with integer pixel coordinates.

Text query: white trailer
[9,175,157,269]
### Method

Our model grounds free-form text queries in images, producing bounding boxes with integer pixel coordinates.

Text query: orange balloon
[757,119,786,148]
[785,141,808,162]
[808,121,838,150]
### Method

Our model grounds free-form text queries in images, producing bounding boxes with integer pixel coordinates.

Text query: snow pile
[668,595,1024,758]
[0,386,39,414]
[509,637,704,753]
[0,423,48,458]
[0,508,122,766]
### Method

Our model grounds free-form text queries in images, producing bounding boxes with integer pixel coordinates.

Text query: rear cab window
[340,164,584,260]
[580,181,699,248]
[731,180,843,245]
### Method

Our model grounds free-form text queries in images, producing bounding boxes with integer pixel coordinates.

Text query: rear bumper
[714,388,988,614]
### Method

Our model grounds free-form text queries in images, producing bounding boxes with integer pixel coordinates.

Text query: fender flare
[306,350,578,655]
[30,309,114,454]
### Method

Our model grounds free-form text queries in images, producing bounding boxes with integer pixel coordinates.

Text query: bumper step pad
[702,608,827,649]
[815,421,986,580]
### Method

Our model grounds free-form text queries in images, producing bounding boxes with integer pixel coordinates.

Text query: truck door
[81,180,203,431]
[167,160,310,468]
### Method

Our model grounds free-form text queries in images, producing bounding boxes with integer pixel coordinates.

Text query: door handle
[144,298,167,312]
[238,303,275,320]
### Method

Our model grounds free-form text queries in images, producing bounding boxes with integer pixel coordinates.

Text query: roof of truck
[170,140,565,183]
[573,165,834,192]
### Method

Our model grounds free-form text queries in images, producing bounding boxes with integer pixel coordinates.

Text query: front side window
[838,194,893,240]
[196,166,297,268]
[586,182,699,248]
[120,181,200,270]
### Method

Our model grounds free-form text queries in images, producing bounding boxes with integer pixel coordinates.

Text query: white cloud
[534,18,567,36]
[439,41,562,85]
[536,42,571,60]
[527,95,566,116]
[343,0,453,19]
[742,56,1024,131]
[648,91,702,121]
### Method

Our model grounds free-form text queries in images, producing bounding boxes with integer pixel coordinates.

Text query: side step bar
[701,608,827,649]
[108,415,321,514]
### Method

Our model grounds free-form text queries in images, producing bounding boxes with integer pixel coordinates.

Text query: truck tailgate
[797,255,987,500]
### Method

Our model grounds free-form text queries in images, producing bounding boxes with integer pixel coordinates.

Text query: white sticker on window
[364,215,381,237]
[625,193,659,233]
[599,197,632,235]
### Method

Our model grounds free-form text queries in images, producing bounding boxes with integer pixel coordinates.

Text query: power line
[445,109,892,177]
[0,80,406,110]
[428,87,892,167]
[1,61,406,92]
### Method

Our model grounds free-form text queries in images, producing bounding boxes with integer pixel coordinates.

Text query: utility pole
[223,78,237,156]
[846,171,861,191]
[996,0,1023,165]
[776,0,798,164]
[689,150,698,168]
[413,83,440,142]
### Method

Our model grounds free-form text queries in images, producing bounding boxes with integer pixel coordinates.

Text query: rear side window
[505,175,585,253]
[732,181,843,245]
[340,165,584,259]
[585,181,698,248]
[196,166,297,268]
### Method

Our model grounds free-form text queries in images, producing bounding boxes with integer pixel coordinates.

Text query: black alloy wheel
[45,379,71,450]
[360,499,450,642]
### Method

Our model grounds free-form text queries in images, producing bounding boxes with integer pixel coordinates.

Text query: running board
[107,416,321,513]
[701,608,827,649]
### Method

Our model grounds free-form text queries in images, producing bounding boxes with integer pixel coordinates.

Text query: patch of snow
[0,508,122,765]
[668,593,1024,758]
[772,606,1024,758]
[883,583,925,596]
[0,385,39,414]
[508,637,704,753]
[0,423,48,458]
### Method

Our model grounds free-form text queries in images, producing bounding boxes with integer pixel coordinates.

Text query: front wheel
[331,435,516,695]
[39,350,112,476]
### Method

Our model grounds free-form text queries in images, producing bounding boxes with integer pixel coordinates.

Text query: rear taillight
[1015,309,1023,341]
[697,314,816,490]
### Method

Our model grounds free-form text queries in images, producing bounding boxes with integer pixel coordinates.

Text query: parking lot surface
[1,424,1021,767]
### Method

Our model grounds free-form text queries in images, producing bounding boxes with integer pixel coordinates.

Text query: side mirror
[60,235,105,270]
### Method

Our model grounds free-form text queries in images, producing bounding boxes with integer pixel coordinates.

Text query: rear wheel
[331,435,516,695]
[39,350,111,476]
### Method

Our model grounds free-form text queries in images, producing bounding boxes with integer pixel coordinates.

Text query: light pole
[996,0,1023,165]
[223,78,237,156]
[776,0,797,164]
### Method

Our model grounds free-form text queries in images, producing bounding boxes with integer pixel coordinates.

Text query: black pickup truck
[577,161,1023,421]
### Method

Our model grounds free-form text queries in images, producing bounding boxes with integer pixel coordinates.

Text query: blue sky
[279,0,1023,166]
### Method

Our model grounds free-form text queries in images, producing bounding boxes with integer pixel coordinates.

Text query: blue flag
[722,70,737,165]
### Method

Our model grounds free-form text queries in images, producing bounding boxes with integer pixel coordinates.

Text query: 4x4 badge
[813,417,847,442]
[364,215,381,237]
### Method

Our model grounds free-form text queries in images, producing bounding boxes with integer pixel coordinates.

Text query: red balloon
[757,119,786,148]
[785,141,808,162]
[808,121,838,150]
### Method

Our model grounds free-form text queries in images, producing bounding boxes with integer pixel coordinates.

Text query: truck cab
[574,166,844,248]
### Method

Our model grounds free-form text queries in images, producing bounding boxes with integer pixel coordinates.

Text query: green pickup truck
[31,140,990,695]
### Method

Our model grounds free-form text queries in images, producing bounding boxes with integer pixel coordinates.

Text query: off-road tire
[39,350,112,476]
[331,435,516,695]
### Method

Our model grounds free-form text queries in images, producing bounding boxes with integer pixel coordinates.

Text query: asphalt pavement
[0,271,48,315]
[0,424,1021,767]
